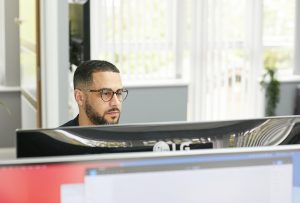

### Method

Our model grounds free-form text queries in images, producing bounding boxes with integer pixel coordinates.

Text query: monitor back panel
[16,116,300,158]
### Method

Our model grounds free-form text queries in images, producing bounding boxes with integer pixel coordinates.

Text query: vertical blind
[190,0,264,121]
[90,0,295,121]
[90,0,184,81]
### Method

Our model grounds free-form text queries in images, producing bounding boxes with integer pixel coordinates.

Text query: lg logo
[153,141,191,152]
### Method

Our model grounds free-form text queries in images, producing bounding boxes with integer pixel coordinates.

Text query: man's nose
[110,94,121,105]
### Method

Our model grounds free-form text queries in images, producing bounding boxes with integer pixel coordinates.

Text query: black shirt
[60,115,79,127]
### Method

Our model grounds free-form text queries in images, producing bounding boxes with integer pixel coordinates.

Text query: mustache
[106,108,120,113]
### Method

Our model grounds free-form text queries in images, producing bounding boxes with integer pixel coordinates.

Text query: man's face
[83,71,123,125]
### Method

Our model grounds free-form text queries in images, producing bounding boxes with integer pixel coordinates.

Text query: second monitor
[16,116,300,158]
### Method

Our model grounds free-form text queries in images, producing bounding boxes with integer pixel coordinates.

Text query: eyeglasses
[87,88,128,102]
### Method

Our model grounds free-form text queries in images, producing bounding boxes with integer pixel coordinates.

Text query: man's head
[73,60,128,126]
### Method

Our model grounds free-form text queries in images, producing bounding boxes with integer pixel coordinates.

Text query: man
[61,60,128,126]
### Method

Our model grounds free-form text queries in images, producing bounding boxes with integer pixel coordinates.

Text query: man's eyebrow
[100,88,124,91]
[99,88,112,90]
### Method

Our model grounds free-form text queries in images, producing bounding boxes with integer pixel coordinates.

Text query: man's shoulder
[60,115,79,127]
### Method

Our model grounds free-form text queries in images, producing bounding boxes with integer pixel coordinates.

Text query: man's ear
[74,89,85,106]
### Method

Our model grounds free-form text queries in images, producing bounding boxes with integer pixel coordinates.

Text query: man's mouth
[106,109,120,117]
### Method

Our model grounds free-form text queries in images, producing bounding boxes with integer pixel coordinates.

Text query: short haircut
[73,60,120,89]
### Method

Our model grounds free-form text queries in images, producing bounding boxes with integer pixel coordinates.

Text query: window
[90,0,297,121]
[90,0,187,81]
[263,0,295,74]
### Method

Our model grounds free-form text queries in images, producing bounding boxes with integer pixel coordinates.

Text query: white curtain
[90,0,182,81]
[188,0,264,121]
[90,0,265,121]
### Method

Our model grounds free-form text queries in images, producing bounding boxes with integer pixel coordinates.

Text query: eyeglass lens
[101,89,128,102]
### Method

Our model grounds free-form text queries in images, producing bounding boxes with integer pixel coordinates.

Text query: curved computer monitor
[2,145,300,203]
[16,116,300,158]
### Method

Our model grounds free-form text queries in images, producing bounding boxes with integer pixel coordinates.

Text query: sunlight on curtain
[188,0,264,121]
[90,0,295,121]
[263,0,295,74]
[90,0,185,81]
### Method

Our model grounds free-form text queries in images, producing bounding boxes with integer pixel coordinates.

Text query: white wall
[121,84,188,124]
[0,0,4,84]
[1,0,19,86]
[276,79,300,116]
[21,95,36,129]
[0,0,21,147]
[40,0,69,128]
[0,88,21,147]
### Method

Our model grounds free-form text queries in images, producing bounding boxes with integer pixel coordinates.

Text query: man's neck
[78,113,94,126]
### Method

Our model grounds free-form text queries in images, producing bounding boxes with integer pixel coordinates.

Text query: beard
[85,100,120,125]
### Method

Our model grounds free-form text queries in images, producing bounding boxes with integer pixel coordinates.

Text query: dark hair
[73,60,120,89]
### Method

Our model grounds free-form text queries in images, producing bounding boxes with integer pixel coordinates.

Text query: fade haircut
[73,60,120,89]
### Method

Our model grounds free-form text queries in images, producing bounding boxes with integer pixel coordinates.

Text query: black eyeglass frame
[87,88,128,102]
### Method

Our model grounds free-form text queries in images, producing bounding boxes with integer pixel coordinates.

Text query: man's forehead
[91,71,122,88]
